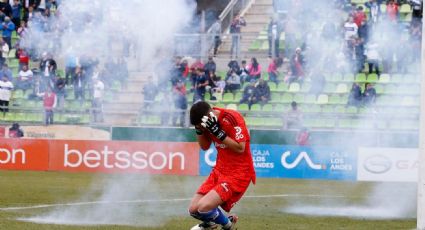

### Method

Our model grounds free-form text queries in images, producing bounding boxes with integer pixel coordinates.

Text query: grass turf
[0,170,416,230]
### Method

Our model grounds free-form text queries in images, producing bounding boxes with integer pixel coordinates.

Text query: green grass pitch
[0,171,416,229]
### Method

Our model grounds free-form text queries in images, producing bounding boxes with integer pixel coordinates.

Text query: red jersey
[207,107,256,189]
[353,11,366,27]
[387,3,399,21]
[43,92,56,110]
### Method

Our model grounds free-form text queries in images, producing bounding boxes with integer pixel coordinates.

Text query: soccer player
[188,101,256,230]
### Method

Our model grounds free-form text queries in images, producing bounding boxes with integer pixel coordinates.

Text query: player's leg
[196,189,233,229]
[188,193,204,219]
[189,193,220,230]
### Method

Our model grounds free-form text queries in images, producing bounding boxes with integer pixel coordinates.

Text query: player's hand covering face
[201,112,227,141]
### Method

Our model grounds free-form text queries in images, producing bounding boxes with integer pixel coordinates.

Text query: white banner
[357,148,418,182]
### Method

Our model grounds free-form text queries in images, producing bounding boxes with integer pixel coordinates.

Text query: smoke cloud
[19,0,196,227]
[284,182,416,219]
[276,0,420,220]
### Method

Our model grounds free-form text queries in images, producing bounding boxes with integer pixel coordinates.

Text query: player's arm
[195,125,212,150]
[222,137,245,153]
[201,112,246,153]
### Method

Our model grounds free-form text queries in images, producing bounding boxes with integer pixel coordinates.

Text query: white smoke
[21,174,196,226]
[276,0,420,220]
[284,182,417,219]
[19,0,196,227]
[23,0,195,70]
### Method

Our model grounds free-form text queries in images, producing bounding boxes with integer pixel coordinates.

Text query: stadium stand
[0,0,421,132]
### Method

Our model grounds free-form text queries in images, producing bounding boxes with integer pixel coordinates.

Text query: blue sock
[213,208,230,226]
[198,208,230,226]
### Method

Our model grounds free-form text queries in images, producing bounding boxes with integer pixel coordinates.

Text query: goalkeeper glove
[201,112,227,141]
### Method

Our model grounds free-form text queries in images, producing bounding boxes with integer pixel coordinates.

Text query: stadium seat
[335,83,348,94]
[302,119,316,128]
[80,114,90,124]
[140,115,161,125]
[250,104,261,111]
[328,95,342,104]
[343,73,354,82]
[318,119,335,128]
[12,90,24,99]
[7,49,16,59]
[303,104,321,113]
[402,13,413,22]
[355,73,367,82]
[380,4,387,12]
[301,82,311,92]
[69,101,83,112]
[281,93,293,103]
[304,94,316,104]
[8,59,19,68]
[293,93,305,103]
[385,84,397,94]
[235,92,243,101]
[351,0,367,4]
[22,100,37,108]
[346,106,358,114]
[367,73,378,83]
[379,74,390,83]
[263,73,269,81]
[288,83,300,92]
[238,103,249,111]
[226,104,237,110]
[3,112,15,122]
[376,95,395,106]
[374,85,384,94]
[249,40,262,51]
[338,119,352,128]
[215,103,225,108]
[262,104,273,112]
[316,94,329,105]
[325,74,333,82]
[323,83,336,93]
[26,113,43,123]
[334,105,345,113]
[268,82,277,91]
[274,104,286,112]
[332,73,343,82]
[270,92,281,102]
[400,4,412,13]
[222,93,235,103]
[321,105,334,113]
[15,113,26,122]
[276,83,288,92]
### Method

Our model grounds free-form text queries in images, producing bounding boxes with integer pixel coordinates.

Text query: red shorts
[197,169,251,212]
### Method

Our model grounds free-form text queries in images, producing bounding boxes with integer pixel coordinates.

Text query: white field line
[0,193,351,211]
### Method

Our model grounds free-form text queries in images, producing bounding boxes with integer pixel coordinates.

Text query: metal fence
[174,0,252,58]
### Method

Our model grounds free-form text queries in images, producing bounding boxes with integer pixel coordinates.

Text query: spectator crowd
[0,0,130,125]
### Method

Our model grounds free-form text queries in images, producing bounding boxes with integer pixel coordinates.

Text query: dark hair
[251,57,259,70]
[291,101,297,108]
[190,101,211,125]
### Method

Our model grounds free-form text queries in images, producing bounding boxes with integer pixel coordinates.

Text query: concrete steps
[216,0,274,58]
[101,70,152,125]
